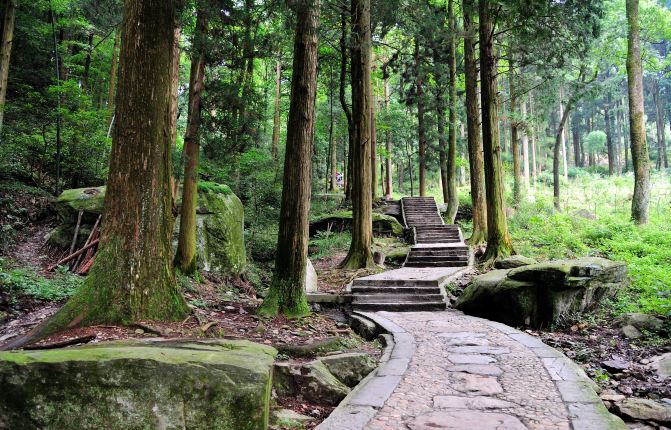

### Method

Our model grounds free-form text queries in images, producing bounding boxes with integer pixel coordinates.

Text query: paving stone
[567,402,628,430]
[445,364,503,376]
[376,358,409,376]
[448,354,497,365]
[451,372,503,395]
[508,332,547,348]
[408,410,527,430]
[447,346,510,355]
[349,375,402,408]
[555,381,601,403]
[543,357,584,381]
[318,405,378,430]
[433,395,516,410]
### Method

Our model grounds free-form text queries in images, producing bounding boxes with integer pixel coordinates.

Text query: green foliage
[309,231,352,259]
[0,260,82,302]
[584,130,607,153]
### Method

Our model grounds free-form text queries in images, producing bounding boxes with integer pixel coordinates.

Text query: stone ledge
[307,293,353,304]
[316,311,411,430]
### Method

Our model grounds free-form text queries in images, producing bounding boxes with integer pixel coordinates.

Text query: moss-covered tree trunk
[445,0,458,223]
[0,0,16,134]
[341,0,374,269]
[259,0,319,317]
[271,59,281,160]
[176,5,207,274]
[463,0,487,245]
[16,0,189,345]
[626,0,650,225]
[479,0,513,262]
[415,39,427,197]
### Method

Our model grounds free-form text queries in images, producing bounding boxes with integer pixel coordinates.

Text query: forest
[0,0,669,429]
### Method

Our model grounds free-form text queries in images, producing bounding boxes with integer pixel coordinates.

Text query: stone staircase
[402,197,470,268]
[350,196,470,312]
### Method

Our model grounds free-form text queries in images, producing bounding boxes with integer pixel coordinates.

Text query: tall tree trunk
[479,0,512,261]
[559,87,568,180]
[626,0,650,224]
[341,0,374,269]
[169,26,180,149]
[176,5,207,274]
[328,65,337,192]
[653,79,667,169]
[415,39,427,197]
[509,55,521,206]
[572,113,581,168]
[464,0,487,244]
[445,0,458,223]
[271,59,281,160]
[260,0,319,317]
[605,94,615,175]
[0,0,16,134]
[435,47,449,205]
[339,10,354,201]
[82,32,94,91]
[22,0,188,344]
[383,66,393,198]
[521,98,530,193]
[615,100,623,175]
[370,89,377,199]
[398,160,404,193]
[530,92,538,185]
[553,99,573,210]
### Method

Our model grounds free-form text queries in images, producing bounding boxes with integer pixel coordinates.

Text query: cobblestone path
[362,311,625,430]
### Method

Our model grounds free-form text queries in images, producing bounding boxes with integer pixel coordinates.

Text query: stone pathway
[319,310,626,430]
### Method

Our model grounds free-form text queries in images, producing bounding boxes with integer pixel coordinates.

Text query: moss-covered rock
[196,183,246,275]
[273,360,350,405]
[320,352,377,387]
[456,257,628,327]
[493,255,537,269]
[0,339,277,430]
[55,186,106,221]
[309,210,404,237]
[46,225,92,249]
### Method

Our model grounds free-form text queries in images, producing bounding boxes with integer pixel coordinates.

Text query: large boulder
[55,186,106,220]
[456,257,628,327]
[0,339,277,430]
[193,182,246,275]
[614,398,671,425]
[493,255,537,269]
[309,210,404,237]
[320,352,377,387]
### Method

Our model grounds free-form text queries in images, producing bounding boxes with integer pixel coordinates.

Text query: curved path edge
[317,310,627,430]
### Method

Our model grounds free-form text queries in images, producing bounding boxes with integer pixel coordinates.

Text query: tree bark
[463,0,486,244]
[530,92,538,185]
[509,56,521,206]
[479,0,513,261]
[415,39,427,197]
[653,79,667,169]
[433,46,449,205]
[169,26,180,148]
[559,87,568,180]
[328,66,338,192]
[571,113,582,168]
[176,5,207,274]
[271,59,281,160]
[521,98,530,193]
[341,0,374,269]
[605,94,615,175]
[340,10,354,201]
[260,0,319,317]
[107,29,120,115]
[383,65,393,198]
[27,0,188,343]
[0,0,16,134]
[626,0,650,224]
[370,88,377,199]
[445,0,458,223]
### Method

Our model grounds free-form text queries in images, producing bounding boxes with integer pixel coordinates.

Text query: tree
[10,0,188,346]
[445,0,458,223]
[176,3,208,274]
[463,0,486,245]
[341,0,374,269]
[271,59,282,160]
[626,0,650,225]
[0,0,16,134]
[259,0,319,317]
[415,38,427,197]
[479,0,513,261]
[509,53,521,206]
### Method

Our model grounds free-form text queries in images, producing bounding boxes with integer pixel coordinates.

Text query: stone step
[405,261,469,268]
[352,278,438,287]
[351,285,442,294]
[406,256,469,263]
[416,233,460,237]
[353,293,444,304]
[416,239,463,244]
[409,250,469,257]
[414,225,459,230]
[353,302,447,312]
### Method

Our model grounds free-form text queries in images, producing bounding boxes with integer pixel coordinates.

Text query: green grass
[0,259,82,302]
[309,231,352,259]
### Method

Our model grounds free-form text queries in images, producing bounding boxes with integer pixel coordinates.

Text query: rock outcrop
[456,257,628,327]
[309,210,404,237]
[0,339,277,430]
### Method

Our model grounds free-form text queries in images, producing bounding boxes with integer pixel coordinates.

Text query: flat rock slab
[408,411,527,430]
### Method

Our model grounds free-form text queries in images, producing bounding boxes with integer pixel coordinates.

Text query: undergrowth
[0,259,82,302]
